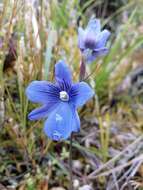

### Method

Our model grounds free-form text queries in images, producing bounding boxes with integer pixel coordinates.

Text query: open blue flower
[78,18,110,63]
[26,60,94,141]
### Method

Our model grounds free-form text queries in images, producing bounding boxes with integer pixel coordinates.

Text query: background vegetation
[0,0,143,189]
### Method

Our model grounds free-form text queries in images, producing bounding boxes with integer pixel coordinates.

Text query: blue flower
[26,60,94,141]
[78,18,110,63]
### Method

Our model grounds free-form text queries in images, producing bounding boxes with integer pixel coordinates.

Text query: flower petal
[70,82,94,108]
[44,102,80,141]
[85,53,97,63]
[26,81,60,104]
[28,103,59,120]
[83,47,109,63]
[55,60,72,91]
[86,18,101,35]
[83,18,101,50]
[96,30,110,48]
[93,47,109,57]
[78,27,85,50]
[82,49,96,63]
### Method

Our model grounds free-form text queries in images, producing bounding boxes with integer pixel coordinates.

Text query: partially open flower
[78,18,110,63]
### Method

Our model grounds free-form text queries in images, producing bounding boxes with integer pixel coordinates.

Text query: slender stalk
[79,58,86,81]
[69,133,73,190]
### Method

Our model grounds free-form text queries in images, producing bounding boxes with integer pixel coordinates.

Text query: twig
[88,135,143,178]
[88,154,143,179]
[111,171,120,190]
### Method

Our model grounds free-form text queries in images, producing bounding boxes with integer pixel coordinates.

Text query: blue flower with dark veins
[78,17,111,63]
[26,60,94,141]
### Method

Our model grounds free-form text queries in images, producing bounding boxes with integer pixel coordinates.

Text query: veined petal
[93,47,109,57]
[86,18,101,35]
[85,53,97,63]
[78,27,85,50]
[55,60,72,91]
[26,81,60,104]
[84,47,109,63]
[28,103,59,120]
[96,30,110,48]
[44,102,80,141]
[70,82,94,108]
[55,60,72,83]
[82,49,96,63]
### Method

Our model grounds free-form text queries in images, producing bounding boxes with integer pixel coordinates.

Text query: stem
[69,133,73,190]
[79,59,86,81]
[84,63,101,81]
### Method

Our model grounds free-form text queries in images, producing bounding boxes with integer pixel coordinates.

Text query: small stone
[79,184,93,190]
[50,187,66,190]
[73,179,80,188]
[73,160,83,171]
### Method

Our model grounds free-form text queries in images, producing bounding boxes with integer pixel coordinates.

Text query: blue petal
[83,18,101,50]
[28,103,59,120]
[78,27,85,50]
[82,49,96,63]
[26,81,60,104]
[43,102,80,141]
[96,30,110,48]
[86,53,97,63]
[55,60,72,85]
[84,33,97,49]
[78,19,100,51]
[86,18,101,35]
[83,47,109,63]
[70,82,94,108]
[93,47,109,57]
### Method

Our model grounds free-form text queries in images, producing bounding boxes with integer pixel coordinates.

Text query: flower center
[59,91,69,101]
[85,36,96,49]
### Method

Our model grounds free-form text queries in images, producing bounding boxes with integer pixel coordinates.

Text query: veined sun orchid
[78,17,110,63]
[26,60,94,141]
